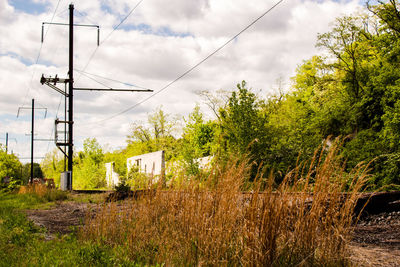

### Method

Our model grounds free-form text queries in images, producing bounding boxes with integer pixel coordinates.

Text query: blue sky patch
[0,114,22,121]
[9,0,48,14]
[100,2,114,15]
[1,51,56,67]
[36,58,57,68]
[1,52,33,66]
[121,23,193,38]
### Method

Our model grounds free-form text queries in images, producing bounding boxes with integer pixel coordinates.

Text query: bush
[125,165,155,190]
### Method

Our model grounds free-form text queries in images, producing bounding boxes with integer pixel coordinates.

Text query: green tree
[73,138,106,189]
[21,163,43,183]
[220,81,267,154]
[218,81,270,179]
[0,145,23,189]
[181,105,217,175]
[41,149,65,185]
[368,0,400,36]
[126,107,179,161]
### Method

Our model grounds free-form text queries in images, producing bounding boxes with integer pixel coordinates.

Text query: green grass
[0,191,148,266]
[68,192,110,204]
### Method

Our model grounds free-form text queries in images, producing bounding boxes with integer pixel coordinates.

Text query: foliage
[180,105,217,175]
[127,107,179,160]
[125,164,152,190]
[41,149,65,185]
[73,138,106,189]
[114,180,131,193]
[21,163,43,183]
[0,145,23,191]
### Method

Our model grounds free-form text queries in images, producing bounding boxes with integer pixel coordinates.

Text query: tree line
[4,1,399,190]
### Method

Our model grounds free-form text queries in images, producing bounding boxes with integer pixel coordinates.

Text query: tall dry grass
[18,184,68,202]
[80,140,368,266]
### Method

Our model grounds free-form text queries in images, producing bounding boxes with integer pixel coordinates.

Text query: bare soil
[25,202,92,236]
[350,211,400,266]
[24,199,400,266]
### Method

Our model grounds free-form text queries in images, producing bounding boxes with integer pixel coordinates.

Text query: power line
[77,71,113,89]
[101,0,144,45]
[75,8,98,26]
[21,0,63,108]
[75,69,151,90]
[57,7,69,18]
[91,0,285,124]
[77,0,144,79]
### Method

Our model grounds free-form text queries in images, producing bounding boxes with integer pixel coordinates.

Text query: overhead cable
[78,0,144,77]
[75,69,151,90]
[92,0,285,124]
[21,0,63,108]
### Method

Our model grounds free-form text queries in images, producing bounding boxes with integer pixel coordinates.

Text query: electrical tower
[0,133,17,154]
[17,99,47,183]
[40,4,153,190]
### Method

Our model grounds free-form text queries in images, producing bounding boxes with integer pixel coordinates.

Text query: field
[0,189,399,266]
[1,188,400,266]
[1,148,400,266]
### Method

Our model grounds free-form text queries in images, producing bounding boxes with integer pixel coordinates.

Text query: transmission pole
[31,99,34,183]
[2,133,16,155]
[17,100,47,184]
[40,4,153,190]
[68,3,74,190]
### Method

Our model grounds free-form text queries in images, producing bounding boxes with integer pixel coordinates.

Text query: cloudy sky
[0,0,363,163]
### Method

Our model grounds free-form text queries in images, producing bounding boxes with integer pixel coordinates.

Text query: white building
[105,162,120,187]
[127,150,165,183]
[195,155,213,169]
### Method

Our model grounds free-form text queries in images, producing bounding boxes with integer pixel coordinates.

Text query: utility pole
[2,133,16,154]
[31,99,34,183]
[68,3,74,190]
[40,4,153,190]
[17,100,47,184]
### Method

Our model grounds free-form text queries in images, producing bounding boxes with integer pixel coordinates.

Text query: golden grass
[19,184,48,196]
[19,184,68,202]
[80,139,368,266]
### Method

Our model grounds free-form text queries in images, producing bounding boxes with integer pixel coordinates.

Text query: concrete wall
[105,162,120,187]
[127,150,165,182]
[195,155,213,169]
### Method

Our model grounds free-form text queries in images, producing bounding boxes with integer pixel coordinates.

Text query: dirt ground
[25,202,93,237]
[24,198,400,266]
[350,211,400,266]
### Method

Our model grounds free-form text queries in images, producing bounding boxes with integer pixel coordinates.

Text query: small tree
[0,145,23,190]
[73,138,106,189]
[181,105,216,175]
[41,149,65,185]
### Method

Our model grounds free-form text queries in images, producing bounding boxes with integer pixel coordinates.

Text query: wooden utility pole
[17,100,46,183]
[67,4,74,190]
[40,4,152,190]
[31,99,34,183]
